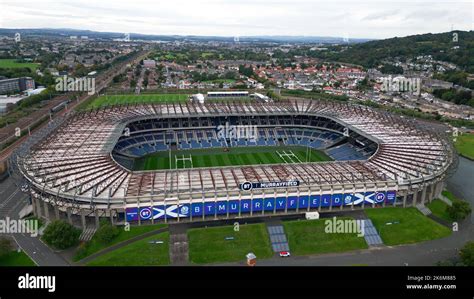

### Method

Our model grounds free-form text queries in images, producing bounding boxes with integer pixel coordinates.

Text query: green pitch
[0,59,39,70]
[87,93,189,109]
[188,223,273,264]
[133,145,332,170]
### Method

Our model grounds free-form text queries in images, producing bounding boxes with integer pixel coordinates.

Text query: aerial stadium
[9,95,457,228]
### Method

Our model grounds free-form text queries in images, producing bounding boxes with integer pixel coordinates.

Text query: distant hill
[309,31,474,72]
[0,28,371,44]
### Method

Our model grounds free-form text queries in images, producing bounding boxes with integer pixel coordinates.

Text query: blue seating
[190,140,201,148]
[180,142,191,149]
[201,140,212,148]
[113,123,374,161]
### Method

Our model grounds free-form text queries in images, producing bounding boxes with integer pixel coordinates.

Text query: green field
[0,59,39,70]
[455,133,474,160]
[86,93,189,109]
[74,223,167,261]
[283,218,368,256]
[0,251,36,266]
[87,232,170,266]
[427,190,465,222]
[365,207,451,246]
[188,223,273,264]
[134,146,332,170]
[427,200,452,222]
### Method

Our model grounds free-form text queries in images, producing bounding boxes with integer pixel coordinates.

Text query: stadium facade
[12,99,456,228]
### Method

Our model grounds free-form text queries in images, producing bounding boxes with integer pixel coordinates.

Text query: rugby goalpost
[276,150,303,164]
[175,154,193,169]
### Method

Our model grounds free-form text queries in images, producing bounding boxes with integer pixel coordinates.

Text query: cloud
[0,0,472,38]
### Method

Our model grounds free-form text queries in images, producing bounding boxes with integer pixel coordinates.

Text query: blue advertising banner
[240,199,251,213]
[204,202,215,216]
[178,204,190,217]
[374,192,386,205]
[125,190,399,222]
[191,203,203,217]
[139,207,153,220]
[310,195,320,208]
[331,194,343,207]
[229,200,240,214]
[299,195,309,209]
[275,197,286,210]
[343,194,355,205]
[364,192,375,204]
[252,198,263,212]
[216,201,228,215]
[264,198,275,211]
[321,194,331,207]
[287,196,298,210]
[125,207,138,222]
[386,190,397,203]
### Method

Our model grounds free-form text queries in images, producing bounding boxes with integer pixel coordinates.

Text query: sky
[0,0,472,39]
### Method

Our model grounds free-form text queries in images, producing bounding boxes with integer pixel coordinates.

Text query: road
[0,165,70,266]
[0,156,472,266]
[0,51,151,266]
[253,223,472,266]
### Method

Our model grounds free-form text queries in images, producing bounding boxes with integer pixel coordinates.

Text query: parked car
[279,251,291,257]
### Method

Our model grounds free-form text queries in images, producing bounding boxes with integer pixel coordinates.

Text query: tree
[95,222,120,244]
[460,241,474,266]
[42,220,81,250]
[0,237,13,257]
[446,201,471,221]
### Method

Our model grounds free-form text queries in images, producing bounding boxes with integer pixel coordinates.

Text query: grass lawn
[201,52,215,58]
[134,146,332,170]
[283,218,368,256]
[86,93,189,109]
[0,251,35,266]
[0,59,39,70]
[428,190,467,222]
[74,223,167,262]
[188,223,273,264]
[455,133,474,160]
[87,232,170,266]
[427,199,452,222]
[365,207,451,246]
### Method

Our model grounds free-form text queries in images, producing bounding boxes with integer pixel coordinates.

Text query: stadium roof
[19,99,454,204]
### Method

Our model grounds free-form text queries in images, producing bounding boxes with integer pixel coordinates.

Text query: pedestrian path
[265,220,290,253]
[361,219,384,247]
[169,224,189,265]
[79,226,97,242]
[416,203,432,216]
